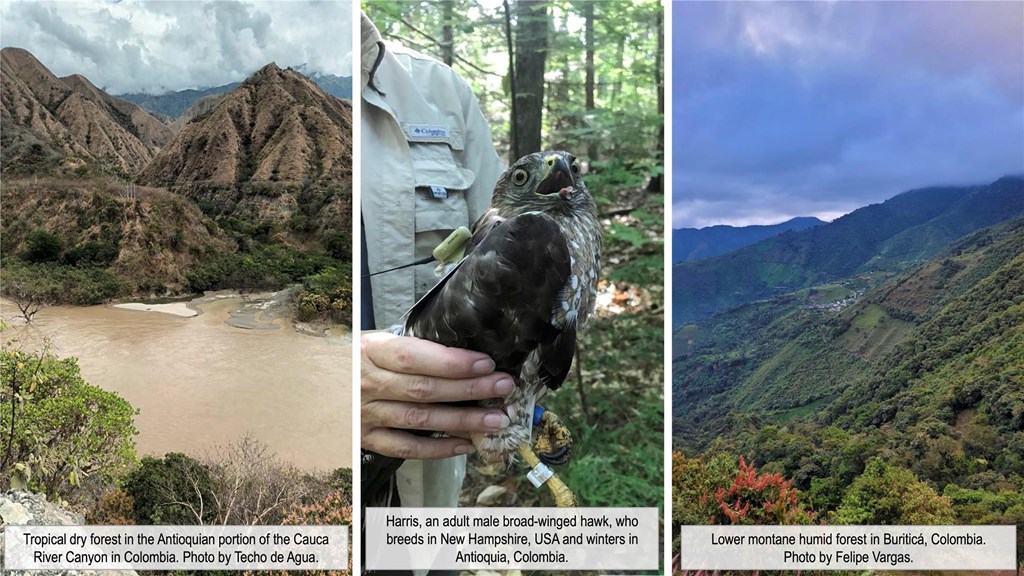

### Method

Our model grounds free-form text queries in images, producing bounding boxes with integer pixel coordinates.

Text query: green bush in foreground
[21,229,62,263]
[0,346,137,499]
[833,458,955,525]
[122,453,217,525]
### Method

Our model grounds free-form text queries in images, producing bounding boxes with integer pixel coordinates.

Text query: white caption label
[365,507,659,570]
[677,525,1016,570]
[3,525,348,571]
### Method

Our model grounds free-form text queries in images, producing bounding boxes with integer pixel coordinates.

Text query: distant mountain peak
[116,66,352,120]
[673,216,825,263]
[250,61,283,80]
[140,62,352,187]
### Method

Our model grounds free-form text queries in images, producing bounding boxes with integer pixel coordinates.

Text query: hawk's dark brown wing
[404,212,574,384]
[362,213,578,512]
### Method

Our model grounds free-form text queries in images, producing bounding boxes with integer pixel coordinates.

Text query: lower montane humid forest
[672,179,1024,566]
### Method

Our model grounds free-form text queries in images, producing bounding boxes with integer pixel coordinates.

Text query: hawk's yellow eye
[512,168,529,185]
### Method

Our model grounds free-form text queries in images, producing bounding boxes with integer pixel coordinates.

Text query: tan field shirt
[360,15,503,509]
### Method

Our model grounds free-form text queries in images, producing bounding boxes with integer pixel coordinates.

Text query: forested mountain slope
[672,177,1024,324]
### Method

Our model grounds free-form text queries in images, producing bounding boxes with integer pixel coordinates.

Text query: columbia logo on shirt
[408,125,449,139]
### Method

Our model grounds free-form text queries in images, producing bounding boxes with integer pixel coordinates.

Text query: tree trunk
[511,0,548,161]
[584,0,596,161]
[552,11,572,142]
[441,0,454,67]
[649,7,665,194]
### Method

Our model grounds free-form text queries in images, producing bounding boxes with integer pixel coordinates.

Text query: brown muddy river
[1,293,352,471]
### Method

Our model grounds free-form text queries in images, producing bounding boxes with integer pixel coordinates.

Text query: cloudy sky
[672,1,1024,229]
[0,0,352,95]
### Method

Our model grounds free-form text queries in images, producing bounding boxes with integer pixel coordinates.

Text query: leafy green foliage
[0,345,137,500]
[327,467,353,503]
[365,1,662,183]
[672,452,737,529]
[185,245,334,293]
[296,266,352,323]
[944,483,1024,557]
[21,229,62,263]
[122,453,217,525]
[833,459,955,524]
[61,239,120,267]
[672,452,813,556]
[1,262,130,306]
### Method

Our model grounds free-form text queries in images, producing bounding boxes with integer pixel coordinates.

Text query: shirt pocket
[411,142,475,231]
[409,141,477,297]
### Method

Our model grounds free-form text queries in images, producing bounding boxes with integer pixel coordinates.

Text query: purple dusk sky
[672,1,1024,229]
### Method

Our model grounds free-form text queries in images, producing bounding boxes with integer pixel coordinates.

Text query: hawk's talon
[533,409,574,466]
[539,444,571,465]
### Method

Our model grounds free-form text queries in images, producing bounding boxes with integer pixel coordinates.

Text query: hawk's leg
[533,408,574,466]
[517,443,578,507]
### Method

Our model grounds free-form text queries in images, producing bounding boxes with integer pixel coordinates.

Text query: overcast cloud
[0,0,352,95]
[672,1,1024,228]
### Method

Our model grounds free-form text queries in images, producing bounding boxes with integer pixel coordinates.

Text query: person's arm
[361,331,514,459]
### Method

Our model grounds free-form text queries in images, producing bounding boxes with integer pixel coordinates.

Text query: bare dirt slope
[0,47,173,175]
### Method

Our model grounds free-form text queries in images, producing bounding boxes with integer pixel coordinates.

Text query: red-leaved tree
[713,456,814,525]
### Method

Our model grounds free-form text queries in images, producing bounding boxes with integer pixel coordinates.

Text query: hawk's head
[492,151,590,215]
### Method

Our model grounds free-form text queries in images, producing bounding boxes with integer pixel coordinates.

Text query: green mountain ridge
[672,216,825,263]
[870,176,1024,269]
[674,215,1024,438]
[672,176,1024,325]
[673,216,1024,532]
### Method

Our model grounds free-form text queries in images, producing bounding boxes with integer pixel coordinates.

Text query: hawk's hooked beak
[536,155,574,200]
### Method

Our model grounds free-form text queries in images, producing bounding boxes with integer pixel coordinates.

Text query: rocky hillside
[0,50,351,314]
[141,63,352,186]
[138,63,353,249]
[0,491,137,576]
[170,92,229,131]
[0,47,173,176]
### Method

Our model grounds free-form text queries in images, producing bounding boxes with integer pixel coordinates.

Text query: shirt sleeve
[453,75,503,222]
